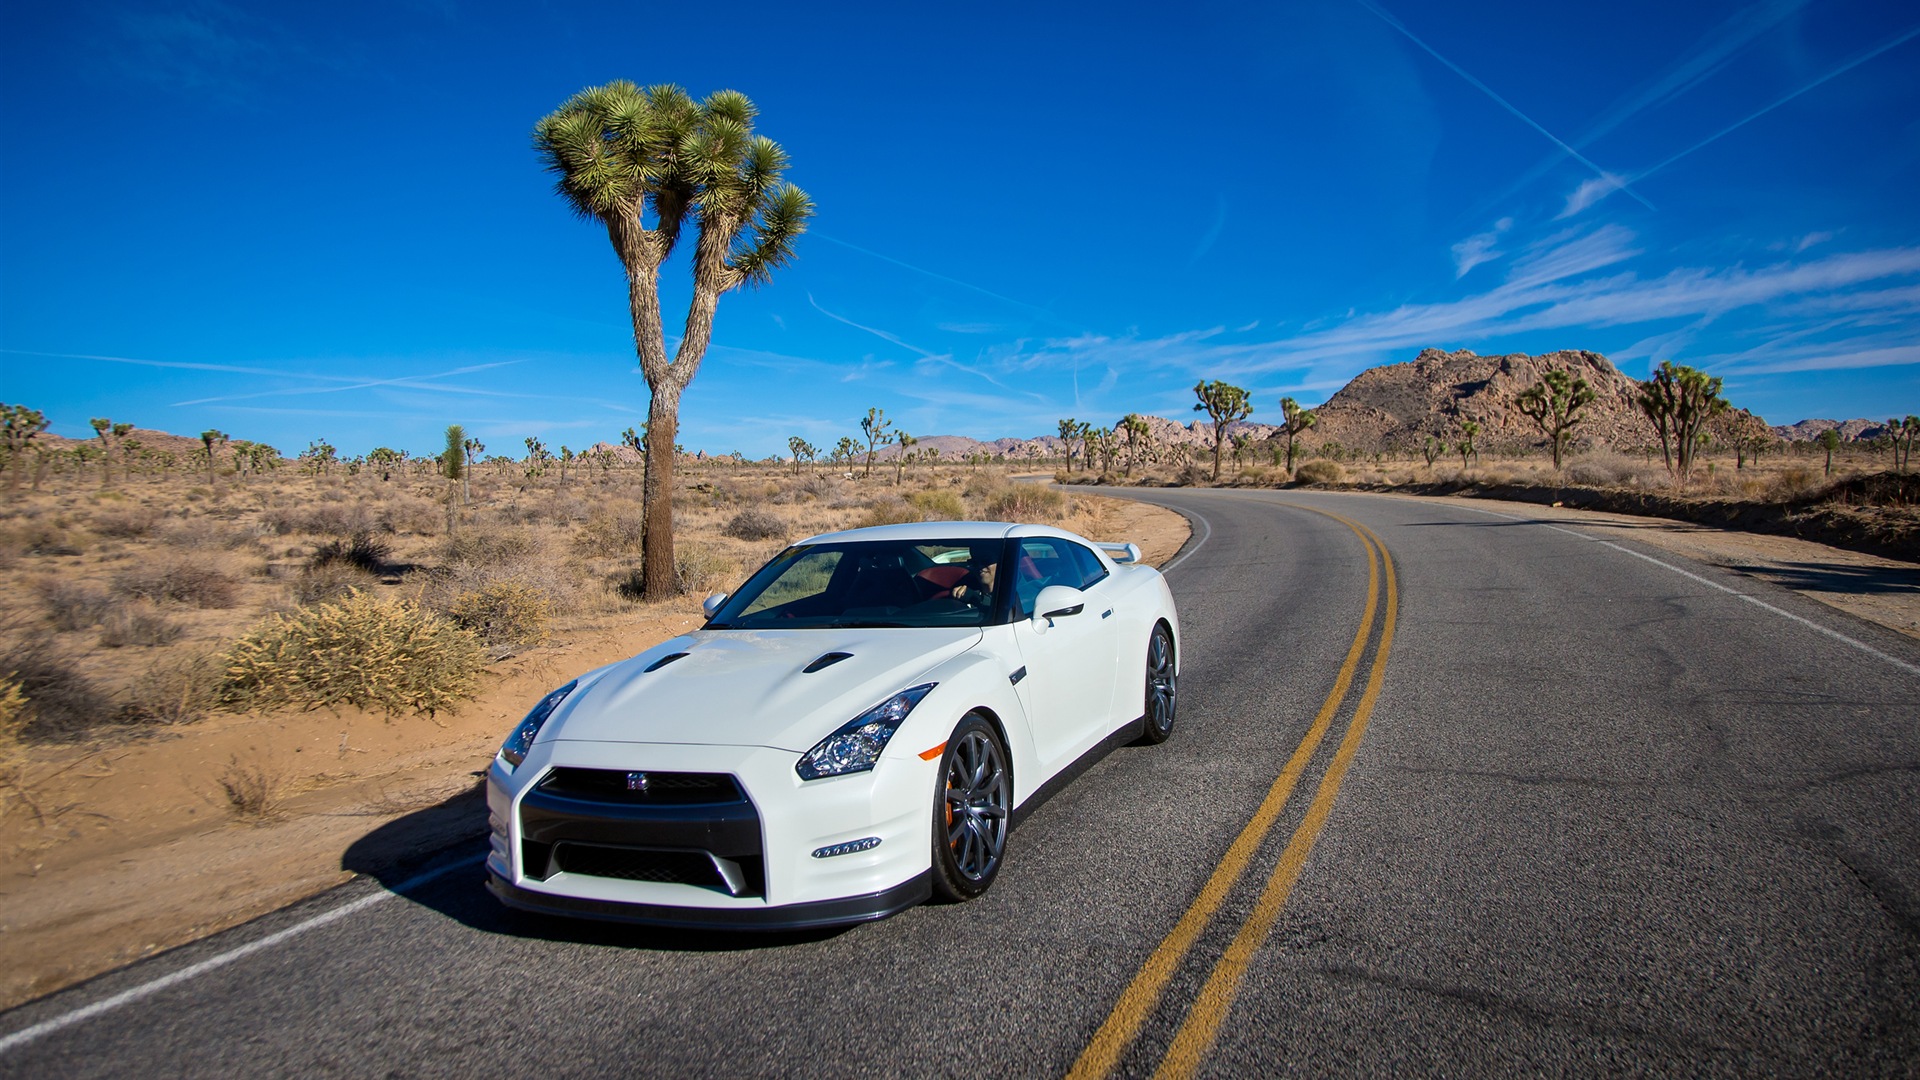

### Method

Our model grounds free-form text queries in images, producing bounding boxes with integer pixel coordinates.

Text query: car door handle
[1101,609,1113,619]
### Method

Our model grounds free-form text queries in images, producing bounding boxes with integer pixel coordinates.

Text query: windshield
[706,538,1007,629]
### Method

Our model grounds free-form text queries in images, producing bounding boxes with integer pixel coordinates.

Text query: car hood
[543,626,983,752]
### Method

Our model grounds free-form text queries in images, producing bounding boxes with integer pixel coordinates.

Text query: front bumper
[487,740,933,928]
[488,868,931,931]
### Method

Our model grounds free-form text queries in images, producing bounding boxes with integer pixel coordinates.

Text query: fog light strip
[811,837,882,859]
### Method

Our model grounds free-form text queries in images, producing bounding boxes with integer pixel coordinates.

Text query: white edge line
[1159,505,1214,575]
[0,857,478,1056]
[1451,505,1920,680]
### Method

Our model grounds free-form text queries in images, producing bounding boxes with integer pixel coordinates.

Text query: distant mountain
[1770,418,1899,443]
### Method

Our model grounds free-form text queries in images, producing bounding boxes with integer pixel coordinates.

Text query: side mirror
[1029,584,1086,634]
[701,592,729,618]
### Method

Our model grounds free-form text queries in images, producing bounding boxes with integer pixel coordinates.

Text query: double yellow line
[1068,505,1399,1080]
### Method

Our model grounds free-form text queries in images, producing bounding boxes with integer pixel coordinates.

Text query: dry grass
[216,753,286,821]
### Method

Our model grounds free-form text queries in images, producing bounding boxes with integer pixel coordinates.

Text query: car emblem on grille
[625,771,649,793]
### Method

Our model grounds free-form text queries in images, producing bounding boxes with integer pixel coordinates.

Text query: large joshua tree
[535,82,813,600]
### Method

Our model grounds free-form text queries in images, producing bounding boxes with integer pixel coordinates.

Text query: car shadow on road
[340,780,851,952]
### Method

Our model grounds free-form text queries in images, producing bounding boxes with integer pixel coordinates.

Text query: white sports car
[485,520,1180,930]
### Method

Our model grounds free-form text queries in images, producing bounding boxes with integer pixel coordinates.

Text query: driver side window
[1009,538,1081,618]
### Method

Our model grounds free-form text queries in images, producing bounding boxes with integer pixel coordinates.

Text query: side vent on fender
[644,652,689,673]
[803,652,853,674]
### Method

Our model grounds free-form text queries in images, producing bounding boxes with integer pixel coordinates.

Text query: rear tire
[1133,623,1178,745]
[929,714,1011,902]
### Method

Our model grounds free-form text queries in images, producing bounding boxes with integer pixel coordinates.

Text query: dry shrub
[98,602,184,648]
[979,484,1067,522]
[444,524,543,566]
[0,674,29,816]
[37,579,112,631]
[859,498,924,528]
[308,531,391,573]
[1767,465,1824,502]
[90,507,158,539]
[119,650,221,725]
[1295,460,1345,485]
[575,505,645,554]
[675,543,736,595]
[156,516,242,550]
[0,518,87,557]
[264,502,371,537]
[292,561,382,606]
[376,496,443,536]
[221,592,487,719]
[773,473,841,504]
[723,507,786,541]
[112,557,239,608]
[908,489,966,520]
[216,754,286,821]
[447,581,552,648]
[0,637,112,738]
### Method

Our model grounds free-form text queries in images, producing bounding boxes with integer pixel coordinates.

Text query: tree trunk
[641,387,680,600]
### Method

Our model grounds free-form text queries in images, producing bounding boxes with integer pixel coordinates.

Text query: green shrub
[1294,460,1345,485]
[447,581,552,648]
[858,499,924,528]
[220,592,486,719]
[674,543,736,595]
[907,489,966,520]
[980,484,1067,521]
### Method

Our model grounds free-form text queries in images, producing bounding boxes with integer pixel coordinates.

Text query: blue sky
[3,0,1917,459]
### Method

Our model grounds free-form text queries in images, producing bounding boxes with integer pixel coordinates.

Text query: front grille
[538,768,744,805]
[556,844,725,886]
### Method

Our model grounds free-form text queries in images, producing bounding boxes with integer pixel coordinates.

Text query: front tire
[1134,623,1178,745]
[929,715,1011,902]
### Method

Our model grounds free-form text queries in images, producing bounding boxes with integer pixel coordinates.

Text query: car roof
[799,520,1090,546]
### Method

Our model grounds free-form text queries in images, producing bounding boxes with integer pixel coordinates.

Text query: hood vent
[643,652,690,673]
[802,651,853,674]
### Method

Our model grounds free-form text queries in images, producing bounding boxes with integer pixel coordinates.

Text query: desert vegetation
[0,431,1132,829]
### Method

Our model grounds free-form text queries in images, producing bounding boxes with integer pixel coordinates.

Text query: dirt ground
[0,490,1188,1011]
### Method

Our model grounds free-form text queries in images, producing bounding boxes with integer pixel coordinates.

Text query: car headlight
[499,680,577,770]
[796,684,936,780]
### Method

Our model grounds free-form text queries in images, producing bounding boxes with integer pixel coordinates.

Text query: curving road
[2,489,1917,1077]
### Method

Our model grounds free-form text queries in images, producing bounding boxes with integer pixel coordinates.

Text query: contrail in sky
[1353,0,1657,210]
[812,232,1077,328]
[1632,22,1920,184]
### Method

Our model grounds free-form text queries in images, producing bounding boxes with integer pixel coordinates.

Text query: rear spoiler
[1096,541,1143,565]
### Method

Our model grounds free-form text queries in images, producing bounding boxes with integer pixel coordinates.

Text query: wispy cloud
[170,360,523,406]
[977,240,1920,386]
[1450,217,1512,277]
[1794,231,1835,253]
[811,233,1075,329]
[1558,174,1628,220]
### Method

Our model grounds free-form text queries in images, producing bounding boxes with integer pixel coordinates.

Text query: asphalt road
[3,489,1917,1078]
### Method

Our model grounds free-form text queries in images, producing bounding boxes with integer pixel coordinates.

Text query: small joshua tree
[1818,428,1841,477]
[1456,419,1480,470]
[1513,369,1594,470]
[1279,397,1316,475]
[1192,380,1253,482]
[1637,361,1727,482]
[1,403,49,492]
[860,408,892,478]
[1422,436,1445,468]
